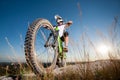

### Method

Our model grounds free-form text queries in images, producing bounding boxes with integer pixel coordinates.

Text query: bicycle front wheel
[24,19,58,76]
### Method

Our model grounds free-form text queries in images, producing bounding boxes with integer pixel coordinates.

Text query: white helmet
[54,15,63,23]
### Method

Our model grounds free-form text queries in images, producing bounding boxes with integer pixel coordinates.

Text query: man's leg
[64,36,69,47]
[63,32,69,52]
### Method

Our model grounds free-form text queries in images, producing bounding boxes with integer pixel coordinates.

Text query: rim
[34,26,55,69]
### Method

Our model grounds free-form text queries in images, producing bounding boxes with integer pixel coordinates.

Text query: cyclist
[54,15,72,52]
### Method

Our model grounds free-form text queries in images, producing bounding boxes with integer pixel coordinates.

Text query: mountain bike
[24,18,66,76]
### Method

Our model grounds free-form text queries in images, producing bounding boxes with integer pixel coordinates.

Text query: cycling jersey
[56,24,66,37]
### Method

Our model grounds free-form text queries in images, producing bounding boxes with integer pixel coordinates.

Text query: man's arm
[65,21,73,28]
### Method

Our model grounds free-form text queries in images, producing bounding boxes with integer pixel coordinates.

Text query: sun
[98,44,109,53]
[96,43,111,57]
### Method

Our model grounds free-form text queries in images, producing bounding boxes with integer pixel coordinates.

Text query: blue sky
[0,0,120,62]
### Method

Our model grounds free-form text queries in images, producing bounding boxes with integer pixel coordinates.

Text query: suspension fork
[44,32,53,47]
[44,30,58,47]
[53,30,59,47]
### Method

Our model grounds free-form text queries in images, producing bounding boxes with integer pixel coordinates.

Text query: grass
[0,59,120,80]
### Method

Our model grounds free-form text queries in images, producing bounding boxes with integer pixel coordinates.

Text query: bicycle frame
[44,27,66,59]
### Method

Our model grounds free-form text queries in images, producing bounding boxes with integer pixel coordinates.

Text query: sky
[0,0,120,62]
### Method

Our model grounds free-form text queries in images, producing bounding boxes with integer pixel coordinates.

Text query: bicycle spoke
[40,29,47,41]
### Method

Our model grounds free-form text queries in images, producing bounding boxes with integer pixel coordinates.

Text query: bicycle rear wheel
[24,19,58,76]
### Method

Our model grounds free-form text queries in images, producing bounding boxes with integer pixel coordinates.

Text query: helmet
[54,15,63,23]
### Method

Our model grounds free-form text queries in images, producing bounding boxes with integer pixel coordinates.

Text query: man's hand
[65,21,73,28]
[68,21,73,24]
